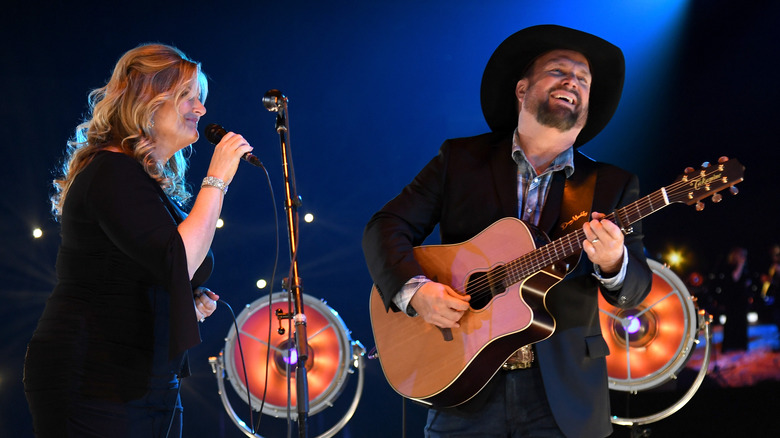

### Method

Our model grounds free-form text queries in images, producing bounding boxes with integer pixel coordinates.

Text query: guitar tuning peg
[712,193,723,203]
[695,201,705,211]
[701,161,711,169]
[730,186,739,195]
[718,156,729,164]
[684,167,695,174]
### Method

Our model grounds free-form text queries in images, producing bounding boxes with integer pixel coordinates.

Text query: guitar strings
[453,167,733,303]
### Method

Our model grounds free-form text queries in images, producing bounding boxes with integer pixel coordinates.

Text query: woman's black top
[25,150,212,402]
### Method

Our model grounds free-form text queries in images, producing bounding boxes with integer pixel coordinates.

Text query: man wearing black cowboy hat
[363,24,652,437]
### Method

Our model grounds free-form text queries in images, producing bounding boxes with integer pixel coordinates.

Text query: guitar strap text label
[560,210,589,231]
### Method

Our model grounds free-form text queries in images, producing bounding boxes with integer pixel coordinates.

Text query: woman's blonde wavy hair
[51,43,208,218]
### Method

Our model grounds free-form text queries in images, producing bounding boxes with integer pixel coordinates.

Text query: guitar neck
[506,188,670,284]
[495,158,744,293]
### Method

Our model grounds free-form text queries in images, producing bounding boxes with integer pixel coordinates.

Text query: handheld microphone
[203,123,263,168]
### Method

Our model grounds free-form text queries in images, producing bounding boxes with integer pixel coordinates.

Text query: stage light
[748,312,758,324]
[600,259,703,391]
[687,272,703,287]
[625,316,642,334]
[666,250,683,267]
[256,279,268,289]
[216,218,224,228]
[304,213,314,223]
[210,292,365,438]
[32,228,42,238]
[600,259,712,427]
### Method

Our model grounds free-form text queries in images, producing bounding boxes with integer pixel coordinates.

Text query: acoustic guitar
[369,157,744,408]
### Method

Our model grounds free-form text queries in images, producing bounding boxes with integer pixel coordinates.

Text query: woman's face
[151,91,206,162]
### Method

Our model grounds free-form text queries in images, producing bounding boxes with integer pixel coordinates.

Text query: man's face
[519,49,592,132]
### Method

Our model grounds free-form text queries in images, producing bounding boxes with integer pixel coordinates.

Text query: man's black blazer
[363,132,652,438]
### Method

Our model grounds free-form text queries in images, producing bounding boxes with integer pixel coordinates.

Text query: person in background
[23,43,253,437]
[363,25,652,437]
[714,247,751,352]
[760,244,780,351]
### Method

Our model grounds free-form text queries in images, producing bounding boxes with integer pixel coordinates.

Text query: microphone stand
[264,89,309,438]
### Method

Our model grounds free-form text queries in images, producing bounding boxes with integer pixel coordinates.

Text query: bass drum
[223,292,354,418]
[599,259,702,392]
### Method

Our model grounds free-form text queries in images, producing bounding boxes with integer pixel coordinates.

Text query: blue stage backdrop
[2,1,778,437]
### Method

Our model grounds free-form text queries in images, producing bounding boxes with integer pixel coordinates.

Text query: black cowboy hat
[480,24,625,147]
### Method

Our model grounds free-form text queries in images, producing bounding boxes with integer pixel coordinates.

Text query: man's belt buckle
[501,344,534,371]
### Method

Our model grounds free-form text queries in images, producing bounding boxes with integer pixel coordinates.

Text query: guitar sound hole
[465,266,506,310]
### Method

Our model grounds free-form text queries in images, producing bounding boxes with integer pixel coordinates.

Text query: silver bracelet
[201,176,228,195]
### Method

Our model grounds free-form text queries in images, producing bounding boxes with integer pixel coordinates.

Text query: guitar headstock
[665,157,744,209]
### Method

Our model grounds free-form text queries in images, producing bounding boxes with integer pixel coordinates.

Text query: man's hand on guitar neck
[410,282,471,329]
[582,211,625,275]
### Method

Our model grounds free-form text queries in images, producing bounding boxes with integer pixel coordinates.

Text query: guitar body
[369,217,568,408]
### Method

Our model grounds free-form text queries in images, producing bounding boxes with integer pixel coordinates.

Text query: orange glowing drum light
[223,292,354,418]
[599,259,701,392]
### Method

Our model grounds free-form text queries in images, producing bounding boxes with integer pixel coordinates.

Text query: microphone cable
[254,159,281,433]
[226,152,281,435]
[207,148,282,436]
[217,298,255,433]
[164,376,183,438]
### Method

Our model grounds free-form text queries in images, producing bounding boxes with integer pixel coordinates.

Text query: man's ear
[515,79,528,105]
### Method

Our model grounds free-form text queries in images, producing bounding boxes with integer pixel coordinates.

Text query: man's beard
[528,89,588,132]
